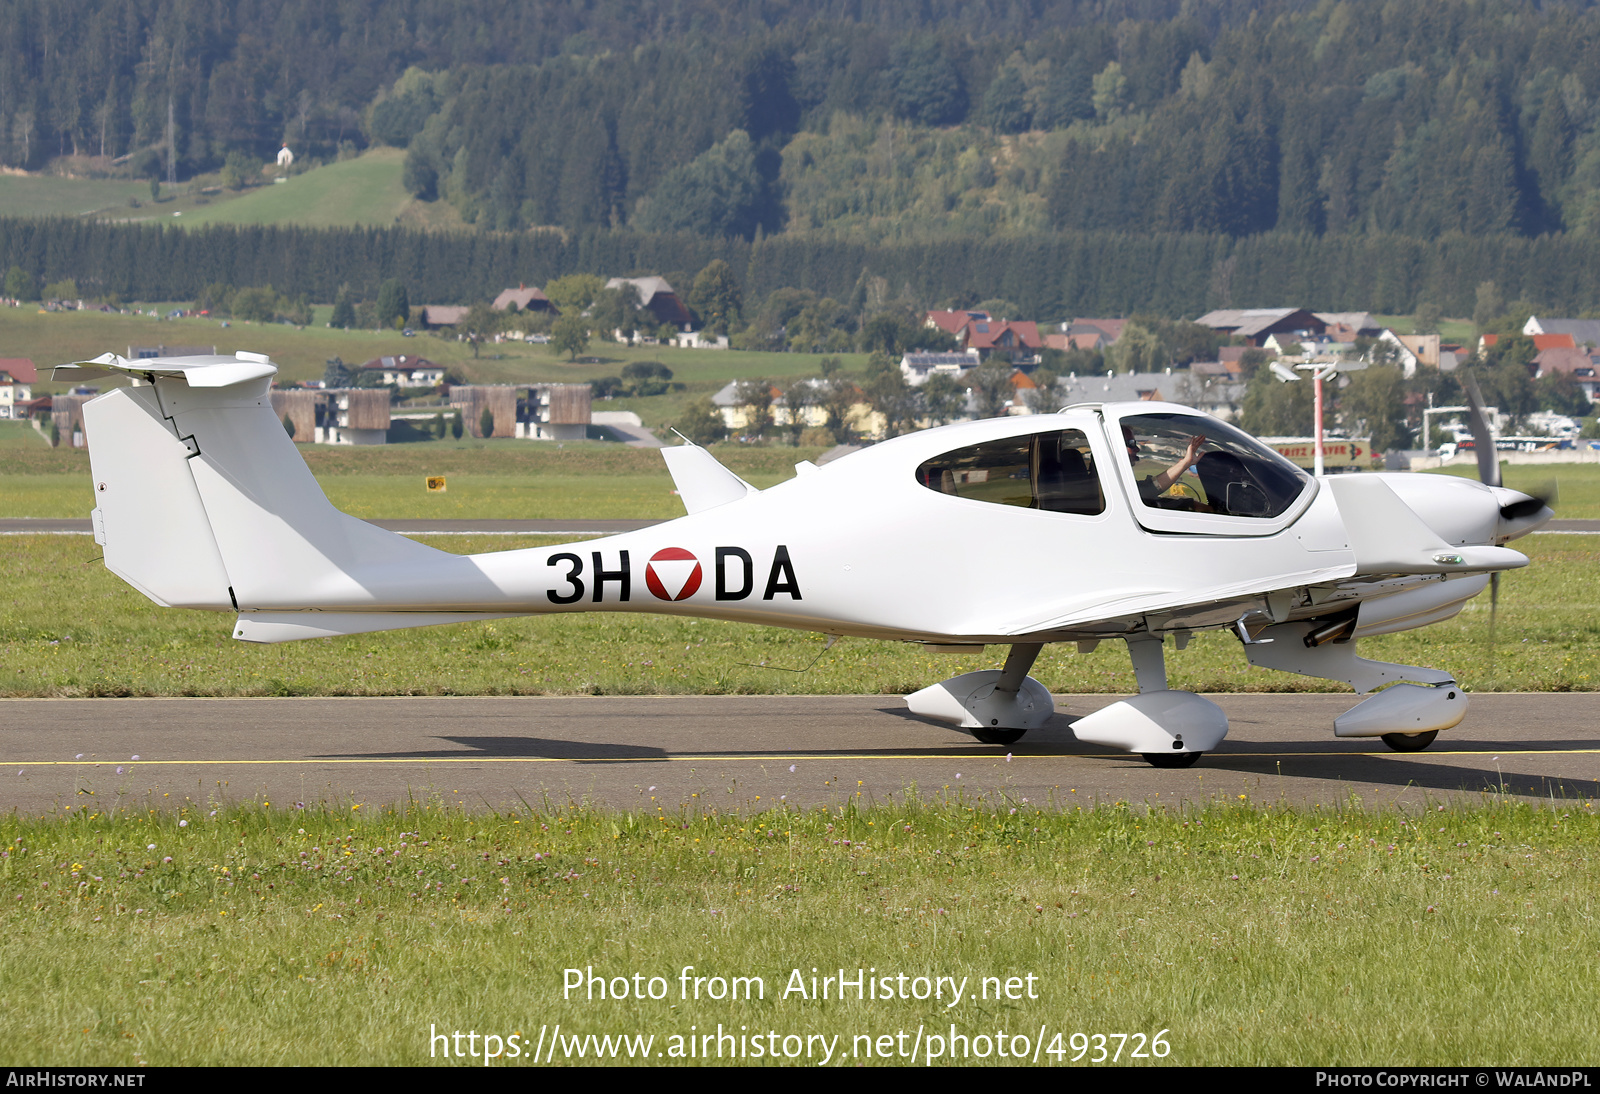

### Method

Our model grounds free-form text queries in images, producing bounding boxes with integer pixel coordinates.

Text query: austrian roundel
[644,547,703,601]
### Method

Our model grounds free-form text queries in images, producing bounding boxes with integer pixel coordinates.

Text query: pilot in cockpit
[1123,423,1206,503]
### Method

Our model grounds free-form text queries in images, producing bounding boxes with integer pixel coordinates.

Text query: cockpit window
[915,430,1104,516]
[1119,413,1310,518]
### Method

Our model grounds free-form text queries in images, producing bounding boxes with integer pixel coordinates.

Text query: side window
[915,430,1104,516]
[1119,413,1309,518]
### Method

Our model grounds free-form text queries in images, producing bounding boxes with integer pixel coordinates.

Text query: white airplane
[59,352,1552,767]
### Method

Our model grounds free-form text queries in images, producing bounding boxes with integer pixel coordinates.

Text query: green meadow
[164,148,428,230]
[0,172,156,218]
[0,799,1594,1065]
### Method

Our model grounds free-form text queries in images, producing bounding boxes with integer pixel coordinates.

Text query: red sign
[644,548,703,601]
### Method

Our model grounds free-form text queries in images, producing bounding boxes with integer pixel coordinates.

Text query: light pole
[1268,357,1339,476]
[1286,360,1338,476]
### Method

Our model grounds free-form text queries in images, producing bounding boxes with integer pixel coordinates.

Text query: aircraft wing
[992,562,1358,637]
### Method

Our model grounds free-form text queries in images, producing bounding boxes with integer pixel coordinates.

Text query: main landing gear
[1070,635,1227,767]
[905,643,1055,745]
[903,636,1226,767]
[903,624,1463,766]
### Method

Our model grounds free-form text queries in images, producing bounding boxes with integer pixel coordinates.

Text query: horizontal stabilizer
[55,351,277,388]
[661,444,756,514]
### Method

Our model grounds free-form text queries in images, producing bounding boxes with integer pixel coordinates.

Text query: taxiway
[1,693,1594,815]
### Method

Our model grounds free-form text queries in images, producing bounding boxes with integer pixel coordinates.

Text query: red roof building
[927,309,991,335]
[1068,318,1128,343]
[0,358,37,383]
[1533,347,1600,402]
[1532,333,1577,351]
[960,318,1042,361]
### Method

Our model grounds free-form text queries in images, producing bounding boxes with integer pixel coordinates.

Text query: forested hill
[15,0,1600,250]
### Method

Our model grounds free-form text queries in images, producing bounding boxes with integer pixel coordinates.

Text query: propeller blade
[1489,571,1500,650]
[1500,478,1558,521]
[1459,372,1500,488]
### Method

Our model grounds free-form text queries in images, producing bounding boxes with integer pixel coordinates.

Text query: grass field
[1373,314,1478,347]
[0,431,832,519]
[0,172,156,218]
[1,798,1594,1065]
[173,149,415,229]
[0,532,1592,698]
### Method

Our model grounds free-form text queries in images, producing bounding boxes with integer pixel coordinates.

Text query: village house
[419,305,470,329]
[606,276,692,328]
[357,354,445,387]
[1531,346,1600,404]
[926,309,990,336]
[1195,308,1325,347]
[1044,318,1129,352]
[1313,312,1383,340]
[710,379,883,438]
[271,388,392,445]
[493,285,556,313]
[50,390,98,447]
[0,358,35,419]
[1479,331,1580,355]
[899,350,978,385]
[963,318,1043,363]
[1522,316,1600,347]
[925,309,1043,363]
[450,383,592,440]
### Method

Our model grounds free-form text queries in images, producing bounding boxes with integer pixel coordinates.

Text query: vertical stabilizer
[82,385,234,609]
[69,353,462,613]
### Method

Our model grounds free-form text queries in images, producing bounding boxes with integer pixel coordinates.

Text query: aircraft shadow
[322,734,1092,762]
[320,736,670,763]
[1190,753,1600,799]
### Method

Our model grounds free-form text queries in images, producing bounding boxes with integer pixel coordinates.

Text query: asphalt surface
[4,518,1594,535]
[2,693,1594,816]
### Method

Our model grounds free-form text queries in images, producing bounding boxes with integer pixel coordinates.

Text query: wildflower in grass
[146,844,155,851]
[179,820,188,827]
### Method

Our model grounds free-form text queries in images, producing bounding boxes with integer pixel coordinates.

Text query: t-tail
[66,352,573,642]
